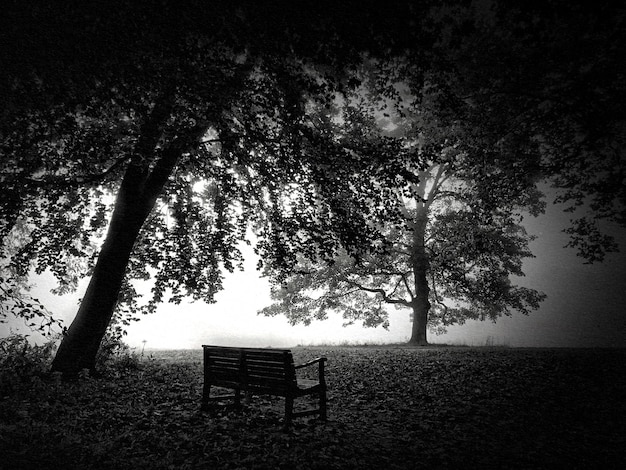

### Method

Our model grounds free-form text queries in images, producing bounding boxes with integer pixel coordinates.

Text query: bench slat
[248,372,290,382]
[245,352,290,360]
[247,363,291,374]
[246,357,289,365]
[247,385,290,395]
[204,348,241,357]
[248,361,290,368]
[210,370,242,378]
[208,361,239,369]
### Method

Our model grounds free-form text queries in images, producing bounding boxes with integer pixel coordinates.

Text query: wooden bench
[200,345,327,424]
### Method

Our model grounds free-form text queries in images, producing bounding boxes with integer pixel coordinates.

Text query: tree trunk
[408,299,429,345]
[50,197,148,375]
[51,139,185,376]
[408,206,430,346]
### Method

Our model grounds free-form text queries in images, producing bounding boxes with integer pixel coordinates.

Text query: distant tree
[260,83,547,344]
[260,1,626,344]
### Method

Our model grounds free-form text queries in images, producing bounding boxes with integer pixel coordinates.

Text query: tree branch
[345,279,411,307]
[387,275,407,299]
[369,268,410,278]
[430,269,449,315]
[143,123,210,203]
[401,271,415,300]
[323,288,362,300]
[14,156,131,188]
[425,163,450,208]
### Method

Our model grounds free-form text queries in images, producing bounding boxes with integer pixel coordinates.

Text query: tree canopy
[1,1,420,373]
[409,1,626,259]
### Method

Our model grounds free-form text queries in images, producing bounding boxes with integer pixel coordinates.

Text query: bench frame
[200,345,327,424]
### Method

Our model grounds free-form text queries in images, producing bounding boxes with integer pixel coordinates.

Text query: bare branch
[323,288,362,300]
[345,279,411,307]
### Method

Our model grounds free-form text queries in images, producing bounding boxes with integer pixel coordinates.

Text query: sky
[3,194,625,351]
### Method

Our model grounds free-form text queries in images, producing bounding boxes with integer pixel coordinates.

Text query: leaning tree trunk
[408,206,430,346]
[51,185,151,375]
[51,138,185,376]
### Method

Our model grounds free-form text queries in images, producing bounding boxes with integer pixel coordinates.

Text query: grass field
[2,346,625,469]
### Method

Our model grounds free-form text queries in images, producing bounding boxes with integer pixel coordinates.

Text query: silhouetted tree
[0,1,412,375]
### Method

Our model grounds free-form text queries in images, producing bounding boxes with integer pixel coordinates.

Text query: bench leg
[285,396,294,425]
[201,383,211,411]
[319,389,327,421]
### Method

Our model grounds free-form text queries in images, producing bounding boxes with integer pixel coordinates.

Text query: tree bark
[51,138,186,376]
[408,206,430,346]
[51,173,154,375]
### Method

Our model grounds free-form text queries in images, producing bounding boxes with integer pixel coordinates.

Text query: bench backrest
[202,345,297,396]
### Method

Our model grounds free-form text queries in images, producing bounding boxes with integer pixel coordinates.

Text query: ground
[1,346,624,469]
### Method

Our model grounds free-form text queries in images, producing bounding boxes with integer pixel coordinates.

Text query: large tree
[0,1,414,375]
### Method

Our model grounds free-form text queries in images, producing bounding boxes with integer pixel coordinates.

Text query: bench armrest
[294,357,327,369]
[295,357,327,386]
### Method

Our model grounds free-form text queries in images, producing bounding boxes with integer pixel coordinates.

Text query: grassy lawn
[1,345,625,469]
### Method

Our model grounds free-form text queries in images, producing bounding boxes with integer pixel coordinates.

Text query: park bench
[201,345,328,424]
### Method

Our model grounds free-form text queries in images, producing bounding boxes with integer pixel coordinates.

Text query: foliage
[0,0,403,317]
[260,1,626,340]
[1,1,416,373]
[0,334,57,396]
[0,1,420,373]
[94,329,140,372]
[260,73,548,338]
[1,347,624,469]
[0,333,138,395]
[0,219,63,335]
[408,0,626,260]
